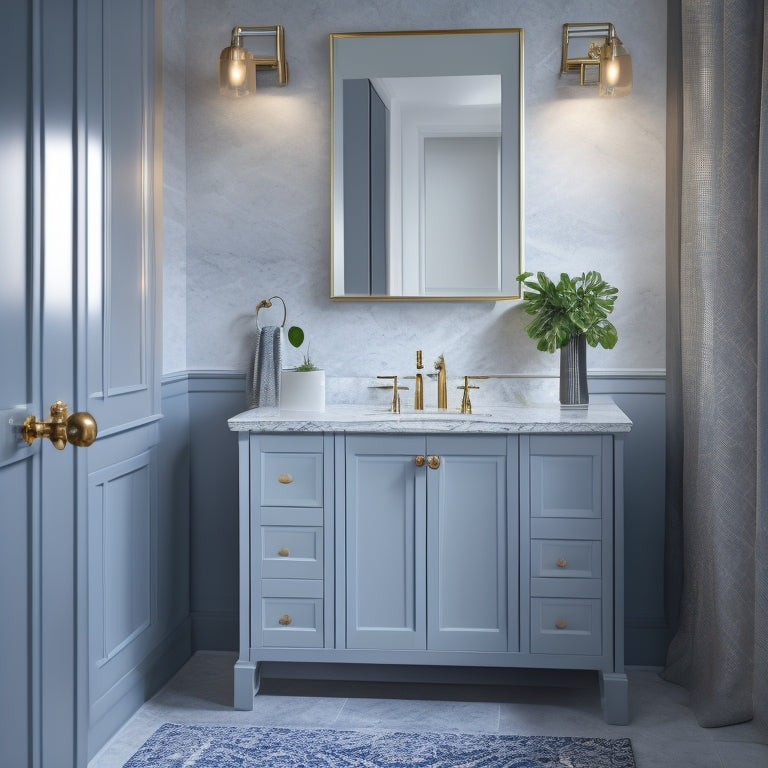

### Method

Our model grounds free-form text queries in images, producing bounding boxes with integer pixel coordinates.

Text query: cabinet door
[426,436,508,651]
[345,435,427,649]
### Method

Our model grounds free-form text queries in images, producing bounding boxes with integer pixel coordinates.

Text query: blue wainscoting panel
[183,372,670,667]
[591,376,671,665]
[187,373,247,650]
[158,375,191,631]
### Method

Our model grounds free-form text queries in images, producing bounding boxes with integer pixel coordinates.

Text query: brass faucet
[435,354,447,409]
[414,350,424,410]
[377,375,406,413]
[457,376,490,414]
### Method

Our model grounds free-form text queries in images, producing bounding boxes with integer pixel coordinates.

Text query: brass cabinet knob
[555,619,568,630]
[427,455,440,470]
[556,557,568,568]
[22,401,97,450]
[278,473,293,484]
[414,455,426,467]
[277,547,290,557]
[278,614,292,626]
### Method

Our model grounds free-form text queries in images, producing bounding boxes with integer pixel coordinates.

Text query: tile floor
[89,652,768,768]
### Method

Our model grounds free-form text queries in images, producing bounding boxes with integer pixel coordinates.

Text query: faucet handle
[457,375,489,414]
[376,375,408,413]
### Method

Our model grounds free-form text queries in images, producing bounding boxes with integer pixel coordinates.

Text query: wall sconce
[561,22,632,97]
[218,25,288,97]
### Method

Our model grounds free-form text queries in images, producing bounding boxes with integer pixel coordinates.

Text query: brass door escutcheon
[22,401,97,450]
[427,455,440,470]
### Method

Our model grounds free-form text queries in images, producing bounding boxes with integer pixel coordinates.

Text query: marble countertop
[227,402,632,434]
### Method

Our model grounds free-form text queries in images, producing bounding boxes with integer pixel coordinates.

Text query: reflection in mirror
[330,30,523,300]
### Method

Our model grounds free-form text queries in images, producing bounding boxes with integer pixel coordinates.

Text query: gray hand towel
[249,326,283,408]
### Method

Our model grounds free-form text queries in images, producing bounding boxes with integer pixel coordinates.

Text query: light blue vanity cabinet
[344,434,513,653]
[229,403,631,724]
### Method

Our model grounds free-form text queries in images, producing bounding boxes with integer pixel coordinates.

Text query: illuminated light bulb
[604,58,620,86]
[599,36,632,97]
[218,44,255,97]
[228,59,247,87]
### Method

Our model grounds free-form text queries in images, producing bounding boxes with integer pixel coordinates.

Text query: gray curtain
[664,0,768,727]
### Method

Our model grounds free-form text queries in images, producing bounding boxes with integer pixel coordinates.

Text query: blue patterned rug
[122,724,635,767]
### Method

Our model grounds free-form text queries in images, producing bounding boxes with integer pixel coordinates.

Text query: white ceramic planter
[280,369,326,412]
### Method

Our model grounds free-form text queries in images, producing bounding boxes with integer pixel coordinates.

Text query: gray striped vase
[559,334,589,407]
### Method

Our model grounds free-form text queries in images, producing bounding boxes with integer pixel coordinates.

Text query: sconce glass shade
[599,36,632,97]
[219,44,256,97]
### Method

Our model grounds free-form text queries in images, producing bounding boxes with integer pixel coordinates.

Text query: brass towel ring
[255,296,287,330]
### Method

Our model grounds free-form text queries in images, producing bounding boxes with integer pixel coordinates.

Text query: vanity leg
[234,660,260,710]
[599,671,629,725]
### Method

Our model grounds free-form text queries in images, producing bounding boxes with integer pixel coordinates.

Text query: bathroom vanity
[228,403,632,723]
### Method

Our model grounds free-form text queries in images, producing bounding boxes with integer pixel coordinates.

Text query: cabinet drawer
[261,506,324,526]
[529,436,602,519]
[260,452,323,507]
[531,539,601,579]
[261,597,323,648]
[531,598,601,655]
[260,526,323,579]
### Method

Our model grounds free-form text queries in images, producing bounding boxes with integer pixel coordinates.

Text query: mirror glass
[330,30,523,300]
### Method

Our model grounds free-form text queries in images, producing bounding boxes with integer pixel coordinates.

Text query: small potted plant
[280,325,325,411]
[517,271,618,406]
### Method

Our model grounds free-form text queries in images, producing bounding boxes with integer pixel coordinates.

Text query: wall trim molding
[166,369,667,381]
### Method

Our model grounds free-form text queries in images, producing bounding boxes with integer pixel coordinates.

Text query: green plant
[517,271,619,353]
[287,325,318,371]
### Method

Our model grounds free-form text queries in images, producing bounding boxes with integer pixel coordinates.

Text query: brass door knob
[22,401,97,450]
[427,455,440,470]
[555,619,568,630]
[278,547,290,557]
[415,455,426,467]
[278,473,293,484]
[278,614,293,626]
[556,557,568,568]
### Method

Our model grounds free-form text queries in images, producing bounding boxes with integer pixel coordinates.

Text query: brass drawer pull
[555,619,568,630]
[278,547,290,557]
[278,614,293,626]
[415,455,426,467]
[427,455,440,470]
[556,557,568,568]
[278,473,294,484]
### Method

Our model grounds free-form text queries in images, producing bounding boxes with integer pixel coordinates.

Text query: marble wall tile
[162,0,188,373]
[168,0,667,379]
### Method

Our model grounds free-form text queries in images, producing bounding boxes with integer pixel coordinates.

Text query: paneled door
[345,435,428,650]
[0,1,159,765]
[425,435,510,653]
